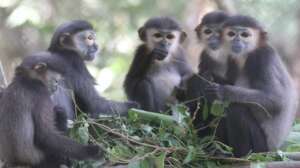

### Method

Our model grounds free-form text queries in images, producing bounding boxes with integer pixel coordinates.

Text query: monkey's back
[0,82,44,165]
[245,46,298,149]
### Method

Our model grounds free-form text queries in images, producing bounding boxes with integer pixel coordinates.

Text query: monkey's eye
[227,31,236,37]
[203,29,212,35]
[166,34,175,39]
[241,32,250,38]
[87,35,94,40]
[154,33,162,38]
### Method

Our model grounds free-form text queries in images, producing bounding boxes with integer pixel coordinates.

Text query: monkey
[124,16,193,112]
[202,15,298,157]
[21,20,139,121]
[0,55,102,168]
[195,11,230,83]
[178,11,230,138]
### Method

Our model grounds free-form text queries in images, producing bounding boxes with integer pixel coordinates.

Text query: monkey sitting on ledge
[124,16,193,112]
[202,15,298,157]
[0,53,102,168]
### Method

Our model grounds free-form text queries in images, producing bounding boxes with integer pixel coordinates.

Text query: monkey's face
[199,25,223,51]
[45,70,62,93]
[17,63,62,92]
[146,28,181,61]
[33,63,62,93]
[73,30,99,61]
[223,26,259,57]
[60,30,99,61]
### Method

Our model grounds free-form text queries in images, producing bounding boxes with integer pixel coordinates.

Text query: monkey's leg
[225,104,253,157]
[32,154,71,168]
[248,111,268,152]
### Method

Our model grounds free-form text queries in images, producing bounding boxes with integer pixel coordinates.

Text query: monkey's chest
[212,63,228,79]
[150,69,181,96]
[235,71,250,88]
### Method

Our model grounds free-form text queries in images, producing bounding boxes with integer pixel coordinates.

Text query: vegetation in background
[1,0,299,99]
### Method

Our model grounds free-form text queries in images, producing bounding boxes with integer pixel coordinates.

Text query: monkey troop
[0,13,297,168]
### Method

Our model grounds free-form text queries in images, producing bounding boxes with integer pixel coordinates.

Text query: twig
[88,120,164,149]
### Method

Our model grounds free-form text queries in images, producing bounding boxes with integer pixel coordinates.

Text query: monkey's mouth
[231,43,244,54]
[153,45,170,61]
[85,49,99,61]
[208,38,221,50]
[208,42,220,50]
[154,49,168,60]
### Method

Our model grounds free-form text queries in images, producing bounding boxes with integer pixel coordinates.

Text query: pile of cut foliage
[69,102,300,168]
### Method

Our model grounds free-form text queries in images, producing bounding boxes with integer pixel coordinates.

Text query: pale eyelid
[153,33,162,38]
[203,29,212,35]
[166,34,175,39]
[241,32,251,38]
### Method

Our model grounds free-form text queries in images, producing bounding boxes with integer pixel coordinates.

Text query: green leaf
[128,158,153,168]
[69,119,90,144]
[108,143,136,160]
[183,146,196,164]
[152,152,166,168]
[202,99,209,121]
[77,126,90,144]
[211,100,226,117]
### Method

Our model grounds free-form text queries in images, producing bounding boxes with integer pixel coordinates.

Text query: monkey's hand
[201,71,214,81]
[152,47,168,60]
[204,83,225,101]
[54,106,68,132]
[127,101,140,109]
[85,145,104,160]
[173,86,186,101]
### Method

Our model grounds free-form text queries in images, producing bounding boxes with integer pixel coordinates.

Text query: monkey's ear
[195,24,201,32]
[261,31,268,40]
[59,33,71,46]
[34,62,47,73]
[138,27,146,41]
[180,31,187,43]
[15,66,27,75]
[259,31,268,46]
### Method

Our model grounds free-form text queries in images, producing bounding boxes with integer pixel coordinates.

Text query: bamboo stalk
[128,108,177,125]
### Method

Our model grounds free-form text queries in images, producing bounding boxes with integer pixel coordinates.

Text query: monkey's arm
[198,51,212,74]
[124,44,159,111]
[54,106,68,132]
[206,47,287,114]
[51,85,75,120]
[75,81,138,117]
[125,77,158,111]
[206,84,281,114]
[33,108,102,160]
[198,52,228,84]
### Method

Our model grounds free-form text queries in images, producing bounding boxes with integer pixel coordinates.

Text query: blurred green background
[0,0,300,103]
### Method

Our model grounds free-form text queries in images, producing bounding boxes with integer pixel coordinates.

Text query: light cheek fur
[222,27,260,57]
[243,28,259,53]
[74,36,88,57]
[145,28,159,50]
[164,31,181,62]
